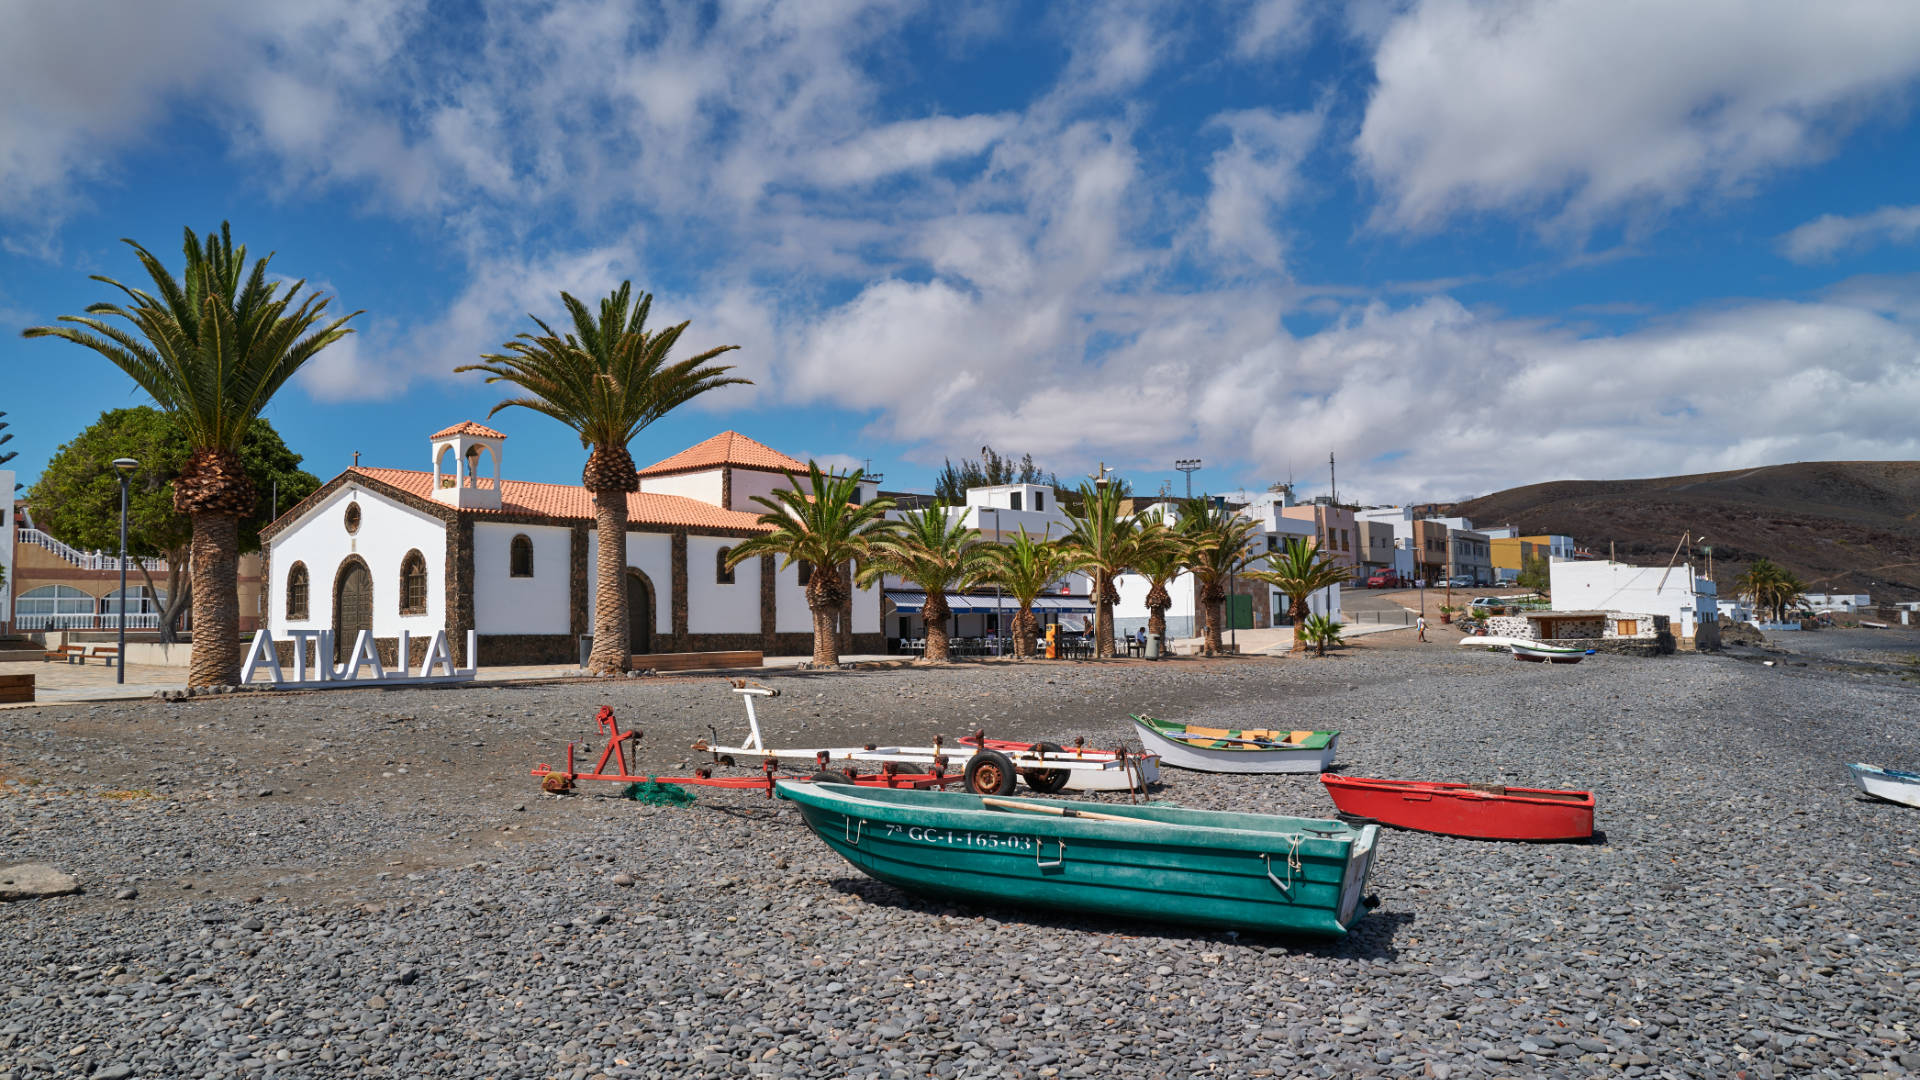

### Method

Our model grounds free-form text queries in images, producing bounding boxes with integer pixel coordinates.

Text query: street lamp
[111,457,139,685]
[1174,459,1202,499]
[988,506,1004,649]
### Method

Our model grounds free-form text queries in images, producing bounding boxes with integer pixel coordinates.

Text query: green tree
[864,504,993,663]
[1738,558,1806,622]
[1516,554,1551,593]
[27,407,317,643]
[932,446,1059,504]
[457,283,745,673]
[982,527,1075,659]
[1061,480,1141,658]
[1297,613,1346,656]
[1176,497,1265,656]
[727,465,897,665]
[23,223,357,686]
[1247,537,1353,655]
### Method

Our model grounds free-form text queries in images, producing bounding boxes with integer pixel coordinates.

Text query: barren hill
[1448,461,1920,603]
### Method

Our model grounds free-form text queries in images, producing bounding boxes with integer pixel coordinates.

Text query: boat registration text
[886,824,1035,851]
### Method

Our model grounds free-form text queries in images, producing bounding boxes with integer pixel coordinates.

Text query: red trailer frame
[532,706,962,797]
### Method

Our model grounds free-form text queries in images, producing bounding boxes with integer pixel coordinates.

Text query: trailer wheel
[964,750,1018,796]
[1021,742,1070,794]
[809,770,854,785]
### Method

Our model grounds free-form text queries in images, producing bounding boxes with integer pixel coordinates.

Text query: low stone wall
[1485,615,1532,638]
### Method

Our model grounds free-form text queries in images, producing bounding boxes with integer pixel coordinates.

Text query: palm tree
[1060,481,1140,658]
[1296,613,1347,657]
[1127,517,1188,650]
[457,283,745,674]
[1247,537,1353,655]
[864,504,994,663]
[984,527,1075,659]
[1177,498,1265,656]
[1738,558,1806,623]
[727,465,897,665]
[23,224,357,687]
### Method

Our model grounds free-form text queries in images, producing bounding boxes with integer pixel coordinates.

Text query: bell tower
[430,422,505,510]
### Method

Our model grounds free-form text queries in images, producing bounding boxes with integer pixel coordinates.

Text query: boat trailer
[531,702,962,798]
[689,681,1158,796]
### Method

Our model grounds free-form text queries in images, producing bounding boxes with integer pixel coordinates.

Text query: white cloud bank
[1355,0,1920,235]
[10,0,1920,501]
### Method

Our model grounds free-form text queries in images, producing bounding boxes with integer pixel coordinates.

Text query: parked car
[1365,573,1393,588]
[1446,576,1474,588]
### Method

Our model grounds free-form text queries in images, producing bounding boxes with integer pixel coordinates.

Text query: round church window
[344,502,362,534]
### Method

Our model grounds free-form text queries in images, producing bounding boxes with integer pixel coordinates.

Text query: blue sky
[5,0,1920,505]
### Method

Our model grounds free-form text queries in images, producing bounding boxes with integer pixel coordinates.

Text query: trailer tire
[1021,742,1070,794]
[809,770,854,785]
[964,750,1018,796]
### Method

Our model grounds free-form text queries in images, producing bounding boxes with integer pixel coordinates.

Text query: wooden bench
[0,673,33,704]
[87,645,120,665]
[42,644,86,664]
[634,650,763,672]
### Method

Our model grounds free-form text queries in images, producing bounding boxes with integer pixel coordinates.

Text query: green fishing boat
[776,781,1380,937]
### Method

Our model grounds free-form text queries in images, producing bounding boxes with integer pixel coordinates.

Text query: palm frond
[21,223,358,454]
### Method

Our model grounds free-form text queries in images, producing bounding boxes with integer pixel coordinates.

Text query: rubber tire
[1020,742,1070,794]
[809,770,854,785]
[964,750,1018,796]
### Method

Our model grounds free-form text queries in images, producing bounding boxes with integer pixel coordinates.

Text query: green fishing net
[622,780,698,806]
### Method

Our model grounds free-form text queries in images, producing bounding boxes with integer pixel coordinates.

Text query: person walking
[1416,613,1428,643]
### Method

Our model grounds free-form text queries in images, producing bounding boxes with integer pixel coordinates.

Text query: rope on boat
[1263,832,1307,894]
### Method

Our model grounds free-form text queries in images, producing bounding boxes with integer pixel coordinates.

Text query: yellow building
[1490,534,1576,583]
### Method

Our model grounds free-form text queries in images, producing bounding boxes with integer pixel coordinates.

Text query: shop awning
[884,591,1094,614]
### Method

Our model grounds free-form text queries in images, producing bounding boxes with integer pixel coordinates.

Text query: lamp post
[111,457,139,685]
[1174,459,1201,499]
[988,506,1003,649]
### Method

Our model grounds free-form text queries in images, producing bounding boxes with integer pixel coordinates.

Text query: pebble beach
[2,632,1917,1079]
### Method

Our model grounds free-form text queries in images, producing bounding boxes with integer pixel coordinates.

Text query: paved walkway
[1169,618,1412,657]
[1,653,906,708]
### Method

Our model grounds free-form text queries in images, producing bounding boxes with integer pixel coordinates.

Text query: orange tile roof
[430,421,507,440]
[637,431,807,477]
[348,468,769,531]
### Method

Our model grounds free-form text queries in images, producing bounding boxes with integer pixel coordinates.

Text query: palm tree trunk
[1012,607,1037,659]
[1289,595,1310,653]
[187,512,240,687]
[811,604,839,664]
[1095,571,1116,658]
[589,491,630,674]
[1203,597,1224,656]
[922,594,952,662]
[1146,603,1166,642]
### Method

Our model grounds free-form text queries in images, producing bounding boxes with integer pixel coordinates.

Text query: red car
[1365,573,1404,588]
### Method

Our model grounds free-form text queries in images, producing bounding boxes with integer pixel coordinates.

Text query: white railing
[15,613,165,631]
[17,528,170,573]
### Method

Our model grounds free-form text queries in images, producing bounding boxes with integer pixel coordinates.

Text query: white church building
[259,422,884,667]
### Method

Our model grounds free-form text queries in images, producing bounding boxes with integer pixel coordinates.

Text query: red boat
[1320,775,1595,841]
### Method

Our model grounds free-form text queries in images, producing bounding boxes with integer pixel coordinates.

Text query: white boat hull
[1850,763,1920,808]
[1510,642,1587,663]
[1062,754,1161,790]
[1457,636,1530,650]
[1133,722,1337,774]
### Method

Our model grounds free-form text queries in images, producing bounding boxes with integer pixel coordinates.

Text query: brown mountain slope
[1448,461,1920,602]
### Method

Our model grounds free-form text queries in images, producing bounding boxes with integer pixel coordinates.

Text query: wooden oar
[1172,733,1301,749]
[982,798,1136,822]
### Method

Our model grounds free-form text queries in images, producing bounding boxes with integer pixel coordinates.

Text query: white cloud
[1202,107,1325,269]
[1234,0,1314,58]
[1780,205,1920,262]
[806,114,1019,186]
[1355,0,1920,234]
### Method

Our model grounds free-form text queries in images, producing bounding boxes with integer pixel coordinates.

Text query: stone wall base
[473,631,890,665]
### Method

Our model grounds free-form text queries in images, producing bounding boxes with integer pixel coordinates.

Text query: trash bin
[1145,632,1162,660]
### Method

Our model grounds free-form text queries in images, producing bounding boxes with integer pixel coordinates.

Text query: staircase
[17,528,168,573]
